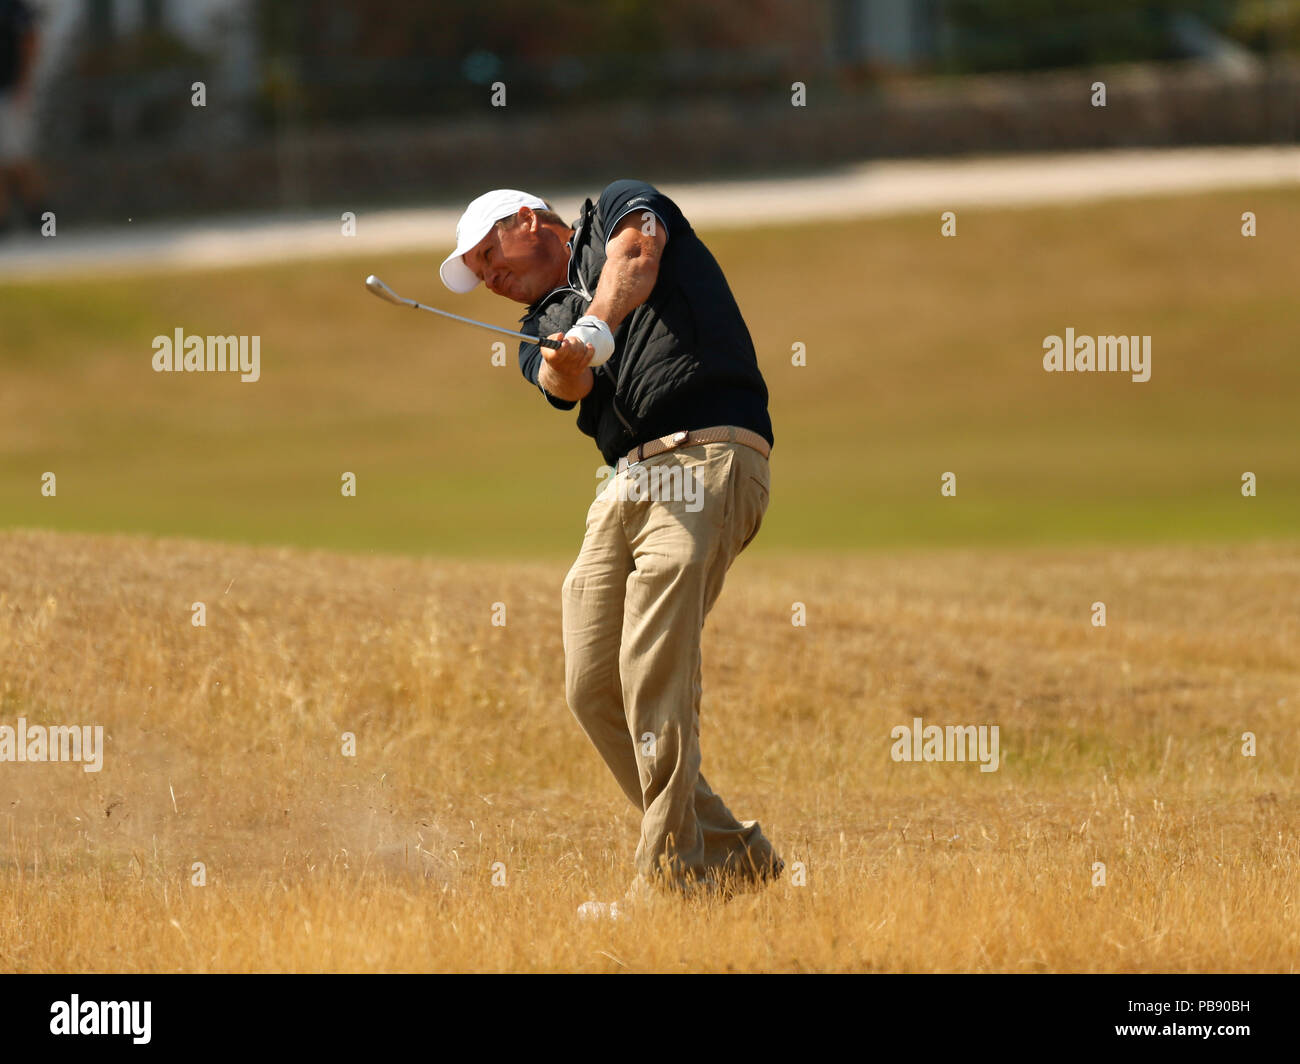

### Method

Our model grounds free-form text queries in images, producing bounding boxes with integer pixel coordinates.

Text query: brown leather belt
[615,425,771,472]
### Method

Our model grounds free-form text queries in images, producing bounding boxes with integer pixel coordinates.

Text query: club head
[365,275,407,306]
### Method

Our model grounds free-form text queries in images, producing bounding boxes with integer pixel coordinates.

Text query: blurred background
[1,0,1297,557]
[9,0,1300,220]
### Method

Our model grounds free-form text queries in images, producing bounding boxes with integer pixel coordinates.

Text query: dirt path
[1,145,1296,281]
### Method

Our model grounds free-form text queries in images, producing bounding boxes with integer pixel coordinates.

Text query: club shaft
[400,294,560,348]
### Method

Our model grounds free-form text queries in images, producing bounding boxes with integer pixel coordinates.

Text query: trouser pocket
[731,449,770,556]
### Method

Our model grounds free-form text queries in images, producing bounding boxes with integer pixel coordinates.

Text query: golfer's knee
[564,650,616,722]
[563,665,588,718]
[560,564,579,609]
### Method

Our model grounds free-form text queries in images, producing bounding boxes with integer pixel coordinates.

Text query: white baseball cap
[439,189,550,293]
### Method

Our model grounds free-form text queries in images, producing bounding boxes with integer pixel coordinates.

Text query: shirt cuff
[539,382,577,410]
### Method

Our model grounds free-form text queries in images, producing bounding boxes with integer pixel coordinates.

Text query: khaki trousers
[561,438,777,890]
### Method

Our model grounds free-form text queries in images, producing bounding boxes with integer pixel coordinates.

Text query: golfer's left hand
[543,333,595,375]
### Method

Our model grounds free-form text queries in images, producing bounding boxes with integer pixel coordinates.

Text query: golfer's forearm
[539,361,594,402]
[589,214,666,325]
[588,258,657,333]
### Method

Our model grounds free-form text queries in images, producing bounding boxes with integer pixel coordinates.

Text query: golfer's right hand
[542,333,595,375]
[538,334,596,402]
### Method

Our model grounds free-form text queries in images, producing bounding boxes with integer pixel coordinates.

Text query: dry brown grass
[1,529,1297,972]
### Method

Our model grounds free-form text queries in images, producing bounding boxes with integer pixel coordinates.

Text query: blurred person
[439,182,782,917]
[0,0,45,235]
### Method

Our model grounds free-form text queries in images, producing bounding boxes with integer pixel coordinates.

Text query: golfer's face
[465,213,557,305]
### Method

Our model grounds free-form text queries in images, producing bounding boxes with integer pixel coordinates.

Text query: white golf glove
[565,315,615,367]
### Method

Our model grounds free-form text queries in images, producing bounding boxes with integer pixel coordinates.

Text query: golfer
[440,181,781,915]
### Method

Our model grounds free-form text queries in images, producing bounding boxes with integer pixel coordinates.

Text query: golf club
[364,274,562,348]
